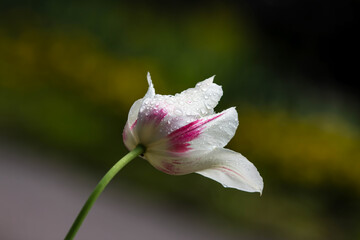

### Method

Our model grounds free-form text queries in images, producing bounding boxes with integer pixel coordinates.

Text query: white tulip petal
[144,147,201,175]
[134,106,168,146]
[196,148,263,193]
[127,73,156,126]
[122,122,137,150]
[123,99,142,150]
[145,147,263,194]
[127,99,142,126]
[123,73,156,150]
[142,108,238,176]
[146,107,238,156]
[146,76,223,123]
[172,76,223,118]
[145,72,156,99]
[188,107,238,155]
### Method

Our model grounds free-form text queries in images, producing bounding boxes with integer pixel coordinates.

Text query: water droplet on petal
[166,98,175,105]
[204,102,211,109]
[174,108,183,116]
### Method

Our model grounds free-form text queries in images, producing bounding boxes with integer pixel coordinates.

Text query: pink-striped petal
[144,147,263,194]
[147,107,238,157]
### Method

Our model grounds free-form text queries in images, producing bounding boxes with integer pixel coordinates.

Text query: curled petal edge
[196,148,264,194]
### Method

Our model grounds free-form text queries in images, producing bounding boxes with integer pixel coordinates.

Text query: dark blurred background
[0,0,359,239]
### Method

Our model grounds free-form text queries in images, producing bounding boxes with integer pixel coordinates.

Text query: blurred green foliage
[1,1,359,240]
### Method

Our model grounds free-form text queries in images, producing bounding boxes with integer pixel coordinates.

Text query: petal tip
[145,72,155,98]
[201,75,215,84]
[147,72,152,85]
[209,75,215,82]
[256,180,264,196]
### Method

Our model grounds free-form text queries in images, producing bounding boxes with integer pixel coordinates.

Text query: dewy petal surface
[140,76,223,130]
[128,76,224,147]
[171,76,223,118]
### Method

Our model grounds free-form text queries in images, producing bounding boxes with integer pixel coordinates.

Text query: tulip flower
[65,73,263,240]
[123,73,263,193]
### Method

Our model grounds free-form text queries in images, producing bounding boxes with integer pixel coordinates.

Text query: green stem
[65,144,146,240]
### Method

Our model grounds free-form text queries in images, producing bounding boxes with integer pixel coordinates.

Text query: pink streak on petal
[141,108,167,125]
[172,159,182,164]
[130,120,138,129]
[168,112,224,153]
[122,127,127,142]
[123,120,137,142]
[219,166,247,182]
[162,162,177,174]
[154,163,178,175]
[122,122,134,142]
